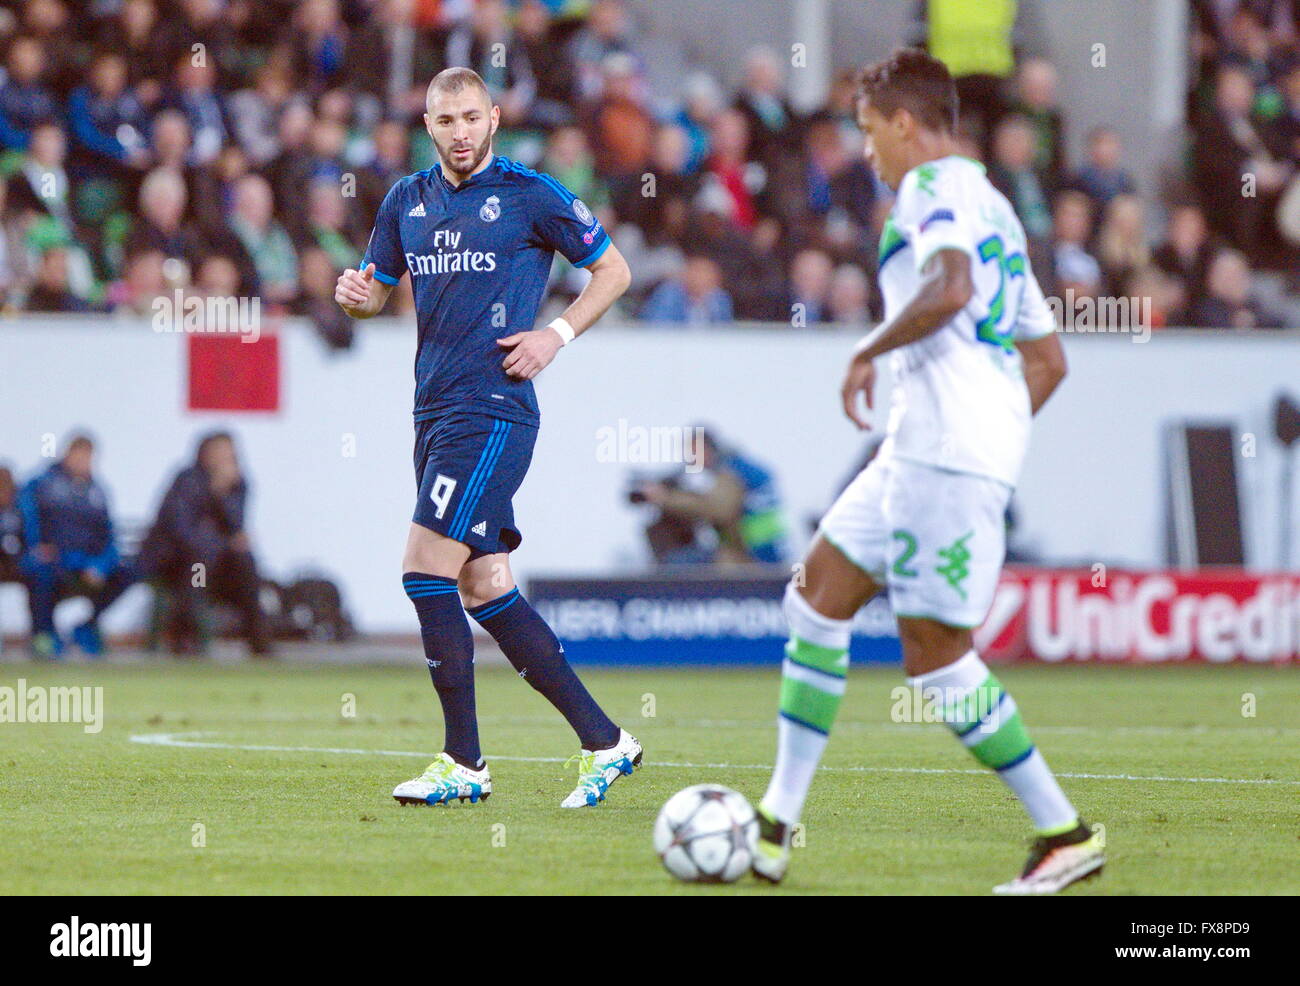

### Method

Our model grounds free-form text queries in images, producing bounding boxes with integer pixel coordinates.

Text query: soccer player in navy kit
[335,67,640,808]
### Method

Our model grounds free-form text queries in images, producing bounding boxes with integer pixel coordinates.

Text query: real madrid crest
[480,195,501,222]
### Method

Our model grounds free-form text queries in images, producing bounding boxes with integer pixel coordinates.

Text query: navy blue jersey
[362,155,611,426]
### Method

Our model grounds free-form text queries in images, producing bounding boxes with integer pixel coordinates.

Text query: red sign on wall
[976,568,1300,664]
[187,333,280,412]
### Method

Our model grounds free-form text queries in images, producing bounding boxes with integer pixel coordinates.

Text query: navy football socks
[467,588,620,751]
[403,573,482,769]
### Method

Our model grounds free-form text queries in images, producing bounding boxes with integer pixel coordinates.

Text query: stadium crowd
[0,0,1296,336]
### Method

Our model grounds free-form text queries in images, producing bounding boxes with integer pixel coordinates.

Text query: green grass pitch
[1,661,1296,895]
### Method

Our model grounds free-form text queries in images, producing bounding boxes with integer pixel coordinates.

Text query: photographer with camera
[630,428,787,567]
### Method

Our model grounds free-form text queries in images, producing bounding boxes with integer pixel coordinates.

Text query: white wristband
[548,316,576,346]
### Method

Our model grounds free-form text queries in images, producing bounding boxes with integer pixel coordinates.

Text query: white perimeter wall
[1,318,1297,632]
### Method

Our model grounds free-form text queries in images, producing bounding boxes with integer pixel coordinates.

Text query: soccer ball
[653,784,758,883]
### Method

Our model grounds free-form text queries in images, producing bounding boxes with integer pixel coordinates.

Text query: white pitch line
[128,732,1300,787]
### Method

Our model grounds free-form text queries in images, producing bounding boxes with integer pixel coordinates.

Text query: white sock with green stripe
[909,649,1077,833]
[761,585,851,825]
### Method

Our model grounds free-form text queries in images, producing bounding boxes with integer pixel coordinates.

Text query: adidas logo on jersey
[471,521,487,537]
[408,202,426,217]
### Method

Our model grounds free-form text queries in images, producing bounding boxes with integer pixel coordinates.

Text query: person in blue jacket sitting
[19,434,135,657]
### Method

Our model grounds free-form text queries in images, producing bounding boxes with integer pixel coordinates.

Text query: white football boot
[560,729,643,807]
[392,753,492,806]
[993,821,1105,894]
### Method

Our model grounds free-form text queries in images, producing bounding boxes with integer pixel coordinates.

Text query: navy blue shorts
[412,412,538,555]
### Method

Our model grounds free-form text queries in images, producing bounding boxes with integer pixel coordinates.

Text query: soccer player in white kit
[751,49,1105,894]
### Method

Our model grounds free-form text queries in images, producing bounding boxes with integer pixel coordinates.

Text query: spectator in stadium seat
[1194,63,1291,258]
[1219,7,1292,91]
[126,168,207,276]
[21,0,80,94]
[542,126,610,215]
[1009,57,1067,192]
[1095,194,1151,298]
[301,115,352,190]
[803,116,877,230]
[297,246,356,351]
[673,72,724,175]
[227,174,298,304]
[149,109,194,173]
[1266,59,1300,164]
[194,253,243,299]
[346,0,445,120]
[639,255,733,324]
[608,201,685,303]
[568,0,640,103]
[1193,0,1297,55]
[0,179,34,303]
[152,0,238,88]
[0,466,26,591]
[827,263,871,326]
[731,215,790,321]
[138,431,272,656]
[191,143,253,251]
[7,123,74,228]
[705,108,759,230]
[616,123,696,235]
[1124,265,1189,331]
[67,52,152,181]
[292,180,362,272]
[262,102,317,213]
[1050,189,1102,300]
[108,248,169,317]
[988,114,1053,269]
[584,53,654,182]
[165,53,229,166]
[292,0,353,97]
[370,117,414,186]
[1070,127,1137,210]
[733,46,801,170]
[688,183,761,283]
[0,37,59,153]
[1189,247,1287,328]
[19,435,135,658]
[227,55,302,168]
[446,0,537,126]
[1153,202,1218,308]
[354,119,412,222]
[786,248,835,326]
[94,0,168,106]
[515,0,579,127]
[25,248,94,313]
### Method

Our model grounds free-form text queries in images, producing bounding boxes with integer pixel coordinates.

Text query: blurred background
[1,0,1298,664]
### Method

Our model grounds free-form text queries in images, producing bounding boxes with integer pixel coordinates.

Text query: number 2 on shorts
[891,529,919,578]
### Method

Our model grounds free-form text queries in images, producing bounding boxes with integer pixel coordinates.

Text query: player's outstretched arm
[1015,332,1068,415]
[498,244,631,380]
[840,248,973,429]
[335,263,395,319]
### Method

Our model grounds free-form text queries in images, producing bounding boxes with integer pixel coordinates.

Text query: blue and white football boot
[560,729,643,807]
[392,753,491,806]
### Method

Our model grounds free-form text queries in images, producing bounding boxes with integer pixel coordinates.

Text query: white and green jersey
[875,154,1056,487]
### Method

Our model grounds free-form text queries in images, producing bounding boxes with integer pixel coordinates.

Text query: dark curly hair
[856,48,958,134]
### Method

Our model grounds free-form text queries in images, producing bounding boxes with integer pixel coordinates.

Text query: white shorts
[818,454,1011,628]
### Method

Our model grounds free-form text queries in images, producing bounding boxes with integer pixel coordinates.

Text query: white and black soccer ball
[653,784,758,883]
